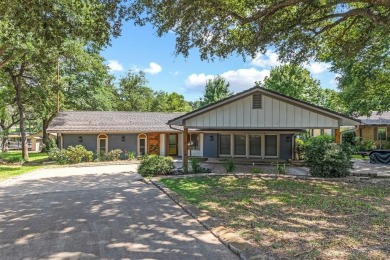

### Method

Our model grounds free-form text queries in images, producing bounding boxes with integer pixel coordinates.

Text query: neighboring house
[47,87,360,162]
[4,132,55,152]
[356,111,390,147]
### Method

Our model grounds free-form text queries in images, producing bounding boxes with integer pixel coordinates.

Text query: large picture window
[219,134,231,155]
[249,135,261,156]
[265,135,277,157]
[187,133,200,150]
[234,135,246,155]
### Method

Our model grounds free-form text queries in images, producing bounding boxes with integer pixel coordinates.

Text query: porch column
[183,127,188,167]
[335,128,341,144]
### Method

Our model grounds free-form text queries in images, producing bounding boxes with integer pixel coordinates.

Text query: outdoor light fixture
[209,135,214,141]
[121,135,126,142]
[286,136,291,142]
[78,136,83,142]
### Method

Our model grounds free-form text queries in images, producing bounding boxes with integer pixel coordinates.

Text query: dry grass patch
[161,177,390,259]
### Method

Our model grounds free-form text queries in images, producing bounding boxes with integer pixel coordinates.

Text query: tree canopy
[129,0,389,63]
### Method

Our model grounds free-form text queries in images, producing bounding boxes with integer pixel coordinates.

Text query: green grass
[162,177,390,259]
[352,154,369,160]
[0,151,49,162]
[0,165,42,181]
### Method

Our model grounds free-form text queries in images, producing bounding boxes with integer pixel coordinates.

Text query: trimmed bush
[48,147,67,164]
[96,149,122,161]
[305,136,353,177]
[49,145,93,164]
[63,145,93,164]
[138,155,174,177]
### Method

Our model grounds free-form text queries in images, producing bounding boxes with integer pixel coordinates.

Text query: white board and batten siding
[185,94,339,129]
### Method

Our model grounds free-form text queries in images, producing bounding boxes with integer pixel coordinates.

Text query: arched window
[97,134,108,154]
[138,133,147,156]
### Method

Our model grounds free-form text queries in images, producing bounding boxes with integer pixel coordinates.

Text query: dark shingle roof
[357,111,390,125]
[47,111,186,133]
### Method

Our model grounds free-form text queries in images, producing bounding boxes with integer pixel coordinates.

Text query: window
[138,133,147,155]
[250,135,261,156]
[219,134,231,155]
[265,135,277,157]
[187,133,200,150]
[234,135,246,155]
[377,127,387,141]
[97,134,108,154]
[252,93,262,109]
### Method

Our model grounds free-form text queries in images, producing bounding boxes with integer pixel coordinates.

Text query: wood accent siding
[147,133,160,155]
[185,94,339,129]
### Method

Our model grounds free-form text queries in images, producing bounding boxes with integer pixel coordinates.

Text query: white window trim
[138,133,148,156]
[97,134,108,154]
[188,133,201,150]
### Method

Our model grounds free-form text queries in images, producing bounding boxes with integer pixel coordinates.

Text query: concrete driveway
[0,165,237,260]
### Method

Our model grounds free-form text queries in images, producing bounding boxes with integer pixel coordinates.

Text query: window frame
[187,133,200,150]
[97,133,108,154]
[138,133,148,156]
[377,127,387,141]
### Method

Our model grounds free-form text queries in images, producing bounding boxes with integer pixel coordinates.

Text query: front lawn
[161,177,390,259]
[0,165,42,181]
[0,151,49,162]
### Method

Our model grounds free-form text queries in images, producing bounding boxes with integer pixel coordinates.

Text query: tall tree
[0,84,19,152]
[259,65,324,106]
[199,76,233,108]
[152,91,192,112]
[117,70,154,111]
[129,1,389,63]
[0,1,125,160]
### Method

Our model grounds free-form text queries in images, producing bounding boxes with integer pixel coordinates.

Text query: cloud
[107,60,124,73]
[330,73,341,86]
[251,50,282,68]
[184,68,270,93]
[143,62,162,75]
[170,70,180,76]
[304,61,331,74]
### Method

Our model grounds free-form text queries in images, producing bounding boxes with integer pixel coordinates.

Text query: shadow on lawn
[0,172,236,259]
[164,177,390,259]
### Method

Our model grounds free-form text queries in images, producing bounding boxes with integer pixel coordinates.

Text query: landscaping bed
[161,176,390,259]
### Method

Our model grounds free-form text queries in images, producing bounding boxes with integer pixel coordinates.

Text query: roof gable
[168,87,360,128]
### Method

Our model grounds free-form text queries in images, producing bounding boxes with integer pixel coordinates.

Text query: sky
[101,21,338,101]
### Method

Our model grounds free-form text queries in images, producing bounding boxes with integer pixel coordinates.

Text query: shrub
[305,137,353,177]
[42,138,57,152]
[295,138,306,160]
[189,158,211,173]
[138,155,174,177]
[342,131,355,145]
[382,141,390,149]
[272,162,288,175]
[128,151,136,160]
[7,156,24,164]
[48,147,67,164]
[354,138,377,151]
[222,158,236,173]
[63,145,93,164]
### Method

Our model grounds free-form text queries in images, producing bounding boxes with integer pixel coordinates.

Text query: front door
[168,134,178,156]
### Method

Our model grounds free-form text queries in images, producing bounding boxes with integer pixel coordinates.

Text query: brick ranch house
[47,87,361,164]
[356,111,390,147]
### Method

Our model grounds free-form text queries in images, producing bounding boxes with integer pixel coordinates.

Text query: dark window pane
[188,134,199,149]
[99,139,106,153]
[250,135,261,156]
[265,135,277,156]
[219,134,231,155]
[234,135,246,155]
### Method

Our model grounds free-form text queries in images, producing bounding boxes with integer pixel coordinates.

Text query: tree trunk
[10,71,29,161]
[1,137,8,153]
